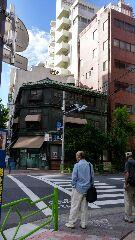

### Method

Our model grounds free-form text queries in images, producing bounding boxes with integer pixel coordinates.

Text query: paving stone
[120,231,135,240]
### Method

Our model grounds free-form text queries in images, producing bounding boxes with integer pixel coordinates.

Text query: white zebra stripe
[98,189,124,193]
[95,199,124,205]
[97,193,124,198]
[28,175,100,209]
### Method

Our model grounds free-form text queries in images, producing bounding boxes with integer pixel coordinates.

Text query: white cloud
[23,27,50,67]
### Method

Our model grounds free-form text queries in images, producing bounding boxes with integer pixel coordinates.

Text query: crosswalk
[29,175,124,209]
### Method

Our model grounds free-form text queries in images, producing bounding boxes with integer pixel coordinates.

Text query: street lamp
[60,90,87,173]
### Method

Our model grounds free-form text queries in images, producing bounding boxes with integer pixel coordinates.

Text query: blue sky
[0,0,135,105]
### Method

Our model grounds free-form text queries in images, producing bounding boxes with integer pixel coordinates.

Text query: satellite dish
[4,17,29,52]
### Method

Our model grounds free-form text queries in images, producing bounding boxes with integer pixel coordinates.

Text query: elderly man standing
[124,152,135,223]
[65,151,94,229]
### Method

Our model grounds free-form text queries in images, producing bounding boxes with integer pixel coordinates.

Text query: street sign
[3,47,28,70]
[56,121,62,131]
[5,17,29,52]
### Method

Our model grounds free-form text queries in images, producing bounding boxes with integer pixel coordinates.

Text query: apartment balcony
[59,68,70,75]
[55,42,69,55]
[56,30,69,43]
[48,46,55,56]
[57,7,70,20]
[57,18,71,31]
[49,40,55,47]
[55,55,69,68]
[50,29,55,36]
[50,21,56,28]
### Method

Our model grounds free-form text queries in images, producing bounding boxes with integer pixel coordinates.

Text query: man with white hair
[124,152,135,223]
[65,151,94,229]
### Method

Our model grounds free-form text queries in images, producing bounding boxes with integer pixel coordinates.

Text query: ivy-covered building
[10,79,107,170]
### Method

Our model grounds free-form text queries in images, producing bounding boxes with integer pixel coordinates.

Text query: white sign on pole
[3,47,28,70]
[5,16,29,53]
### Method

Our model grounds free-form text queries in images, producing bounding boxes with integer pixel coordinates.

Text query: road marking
[98,189,124,193]
[95,199,124,205]
[28,175,100,209]
[97,193,124,198]
[96,186,116,189]
[42,179,72,182]
[65,188,72,191]
[59,184,73,187]
[109,178,124,181]
[8,175,52,216]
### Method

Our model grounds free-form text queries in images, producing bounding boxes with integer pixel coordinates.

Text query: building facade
[79,0,135,149]
[8,65,75,141]
[47,0,98,81]
[46,21,56,69]
[10,79,107,170]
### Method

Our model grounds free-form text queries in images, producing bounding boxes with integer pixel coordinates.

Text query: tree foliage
[65,124,108,163]
[0,99,9,129]
[110,106,135,163]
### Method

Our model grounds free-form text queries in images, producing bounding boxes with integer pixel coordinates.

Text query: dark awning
[12,136,44,149]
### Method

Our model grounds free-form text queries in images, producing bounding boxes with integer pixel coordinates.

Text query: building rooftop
[21,78,106,98]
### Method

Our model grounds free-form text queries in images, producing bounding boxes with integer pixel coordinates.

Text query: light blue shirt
[71,159,94,194]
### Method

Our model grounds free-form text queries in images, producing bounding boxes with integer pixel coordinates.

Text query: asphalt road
[1,172,125,229]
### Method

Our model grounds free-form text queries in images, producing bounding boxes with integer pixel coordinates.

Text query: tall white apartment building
[46,21,56,69]
[48,0,98,82]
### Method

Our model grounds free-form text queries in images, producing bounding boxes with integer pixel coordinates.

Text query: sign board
[3,47,28,70]
[51,152,58,159]
[56,121,62,131]
[5,17,29,52]
[44,133,50,142]
[103,162,111,171]
[44,133,52,142]
[0,167,4,218]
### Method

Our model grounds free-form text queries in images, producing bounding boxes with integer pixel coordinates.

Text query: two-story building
[10,78,107,170]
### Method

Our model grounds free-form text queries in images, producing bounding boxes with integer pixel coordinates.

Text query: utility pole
[61,90,65,173]
[0,0,7,84]
[60,90,87,173]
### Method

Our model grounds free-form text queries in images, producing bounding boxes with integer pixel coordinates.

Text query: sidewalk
[2,207,135,240]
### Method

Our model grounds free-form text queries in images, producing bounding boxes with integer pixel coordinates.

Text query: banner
[0,167,4,219]
[0,129,6,220]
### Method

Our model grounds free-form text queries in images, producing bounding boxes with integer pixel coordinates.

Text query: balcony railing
[57,18,71,31]
[57,7,70,20]
[56,29,69,43]
[55,42,69,55]
[55,55,69,68]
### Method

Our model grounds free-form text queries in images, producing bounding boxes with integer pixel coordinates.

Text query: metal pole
[0,0,7,85]
[53,187,58,231]
[61,90,65,173]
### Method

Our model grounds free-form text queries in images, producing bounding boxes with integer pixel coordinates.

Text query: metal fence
[0,187,58,240]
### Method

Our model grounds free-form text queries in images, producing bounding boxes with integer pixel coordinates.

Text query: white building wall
[10,65,75,102]
[79,7,109,91]
[79,2,133,91]
[51,0,98,80]
[70,0,98,82]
